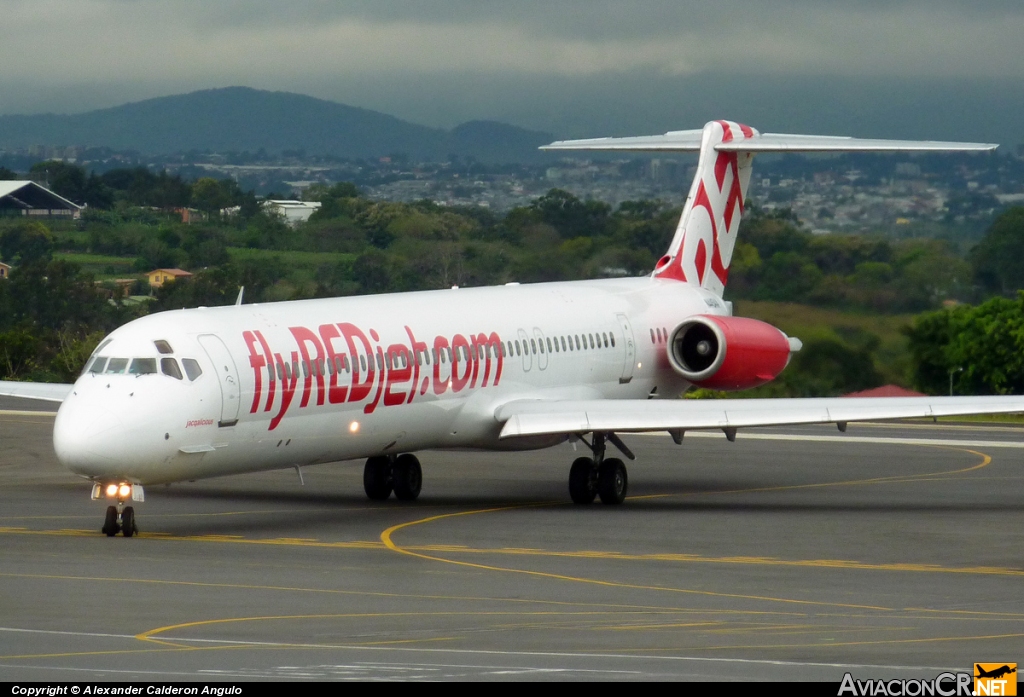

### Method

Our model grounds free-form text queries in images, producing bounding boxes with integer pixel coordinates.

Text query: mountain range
[0,87,555,163]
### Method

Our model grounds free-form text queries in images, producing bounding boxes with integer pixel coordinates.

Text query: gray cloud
[1,0,1023,143]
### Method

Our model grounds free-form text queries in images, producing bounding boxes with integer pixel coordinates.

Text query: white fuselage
[53,277,725,485]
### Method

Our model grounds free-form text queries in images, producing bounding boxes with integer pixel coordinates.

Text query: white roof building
[262,200,321,226]
[0,181,83,218]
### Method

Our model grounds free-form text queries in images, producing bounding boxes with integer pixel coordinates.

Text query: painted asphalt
[1,397,1022,681]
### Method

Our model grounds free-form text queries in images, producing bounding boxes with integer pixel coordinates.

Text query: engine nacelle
[667,315,798,391]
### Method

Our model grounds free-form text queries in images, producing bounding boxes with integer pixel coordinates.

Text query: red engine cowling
[667,315,796,391]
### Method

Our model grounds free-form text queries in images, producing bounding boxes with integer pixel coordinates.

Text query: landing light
[105,483,118,497]
[349,421,360,433]
[118,484,131,498]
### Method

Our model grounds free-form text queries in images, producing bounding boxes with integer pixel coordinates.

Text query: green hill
[0,87,554,163]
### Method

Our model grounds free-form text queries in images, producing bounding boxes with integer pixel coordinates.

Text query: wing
[496,396,1024,439]
[0,380,74,404]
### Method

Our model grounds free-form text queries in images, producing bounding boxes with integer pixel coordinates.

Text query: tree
[0,222,54,265]
[970,206,1024,295]
[190,178,232,216]
[908,293,1024,395]
[530,189,610,239]
[29,161,86,204]
[0,167,18,180]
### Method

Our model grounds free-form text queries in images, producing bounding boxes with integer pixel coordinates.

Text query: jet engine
[667,315,800,391]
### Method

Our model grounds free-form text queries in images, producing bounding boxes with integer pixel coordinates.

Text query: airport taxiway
[1,398,1023,681]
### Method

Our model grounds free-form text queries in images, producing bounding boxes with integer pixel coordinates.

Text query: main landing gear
[363,453,422,502]
[568,432,635,505]
[93,482,141,537]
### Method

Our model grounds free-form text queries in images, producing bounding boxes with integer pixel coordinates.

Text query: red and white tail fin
[542,122,996,296]
[652,120,756,294]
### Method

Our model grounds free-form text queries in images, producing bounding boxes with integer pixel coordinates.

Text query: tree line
[0,158,1022,396]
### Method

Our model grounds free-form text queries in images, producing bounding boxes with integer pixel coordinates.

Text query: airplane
[4,120,1024,538]
[975,666,1017,680]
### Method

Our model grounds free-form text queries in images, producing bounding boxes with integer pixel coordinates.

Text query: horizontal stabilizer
[542,130,997,153]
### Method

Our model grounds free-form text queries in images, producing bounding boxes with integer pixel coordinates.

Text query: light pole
[949,367,963,396]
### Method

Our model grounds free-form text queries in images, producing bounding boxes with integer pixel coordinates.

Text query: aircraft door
[517,328,533,373]
[198,334,241,427]
[533,328,549,371]
[616,313,636,384]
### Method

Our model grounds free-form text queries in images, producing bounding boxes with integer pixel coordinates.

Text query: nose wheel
[101,504,138,537]
[94,482,142,537]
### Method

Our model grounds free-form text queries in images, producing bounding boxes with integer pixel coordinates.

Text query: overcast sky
[3,1,1023,140]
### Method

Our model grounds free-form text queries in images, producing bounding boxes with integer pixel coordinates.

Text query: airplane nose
[53,397,123,477]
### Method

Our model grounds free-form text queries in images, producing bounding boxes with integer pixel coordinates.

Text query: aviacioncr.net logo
[838,672,973,696]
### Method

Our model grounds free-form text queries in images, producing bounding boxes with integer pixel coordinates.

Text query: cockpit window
[160,357,183,380]
[105,358,129,374]
[154,340,173,355]
[181,358,203,381]
[129,358,158,375]
[88,357,108,374]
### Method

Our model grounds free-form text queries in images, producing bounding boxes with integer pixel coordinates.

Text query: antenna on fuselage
[235,286,244,306]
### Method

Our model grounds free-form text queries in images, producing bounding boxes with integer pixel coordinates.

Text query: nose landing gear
[93,482,142,537]
[101,505,137,537]
[363,454,422,502]
[568,432,633,505]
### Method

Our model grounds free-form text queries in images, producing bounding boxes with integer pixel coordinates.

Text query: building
[263,200,321,226]
[147,268,193,288]
[0,181,83,218]
[0,262,10,279]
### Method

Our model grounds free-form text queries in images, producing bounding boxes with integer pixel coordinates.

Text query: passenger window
[546,338,552,353]
[268,362,276,380]
[105,358,129,374]
[360,355,367,372]
[610,334,616,347]
[500,344,506,358]
[153,340,173,354]
[575,336,581,350]
[129,358,158,375]
[589,334,595,349]
[650,329,656,343]
[160,357,183,380]
[530,339,536,354]
[327,358,335,375]
[602,332,609,347]
[514,341,521,356]
[88,356,108,373]
[560,337,567,351]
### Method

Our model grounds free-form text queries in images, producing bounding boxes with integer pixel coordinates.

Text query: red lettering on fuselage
[243,331,264,414]
[243,323,504,430]
[269,350,300,431]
